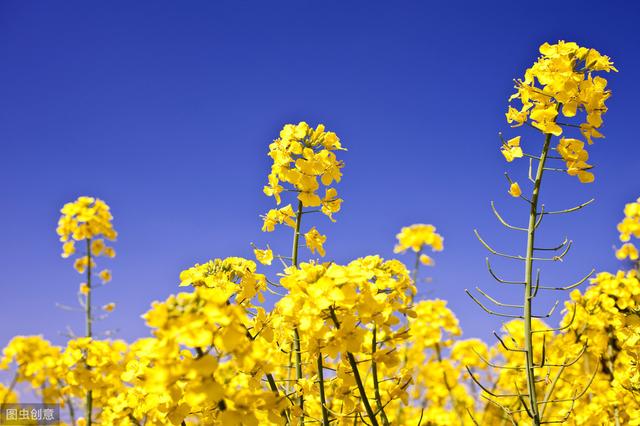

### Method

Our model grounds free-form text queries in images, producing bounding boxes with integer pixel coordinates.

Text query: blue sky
[1,0,638,348]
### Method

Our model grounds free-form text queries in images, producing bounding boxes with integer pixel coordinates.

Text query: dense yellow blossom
[394,224,443,254]
[264,122,344,210]
[505,41,616,183]
[0,53,630,426]
[57,197,117,244]
[178,257,267,305]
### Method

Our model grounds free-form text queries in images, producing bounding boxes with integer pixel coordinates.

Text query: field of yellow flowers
[2,41,638,426]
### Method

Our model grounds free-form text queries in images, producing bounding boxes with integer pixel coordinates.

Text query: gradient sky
[1,0,639,349]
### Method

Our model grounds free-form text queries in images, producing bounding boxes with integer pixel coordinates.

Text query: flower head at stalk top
[178,257,267,306]
[504,41,617,183]
[58,196,116,281]
[616,197,640,262]
[263,122,344,222]
[394,224,444,255]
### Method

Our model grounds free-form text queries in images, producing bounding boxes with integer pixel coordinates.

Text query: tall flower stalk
[58,196,117,425]
[466,41,617,425]
[260,122,344,425]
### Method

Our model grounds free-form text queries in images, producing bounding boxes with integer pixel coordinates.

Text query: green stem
[1,371,18,405]
[371,326,390,426]
[292,200,305,425]
[606,336,620,426]
[66,396,77,426]
[317,353,330,426]
[396,249,422,424]
[412,248,422,287]
[329,308,380,426]
[524,133,552,425]
[539,365,565,420]
[435,343,462,423]
[85,238,93,426]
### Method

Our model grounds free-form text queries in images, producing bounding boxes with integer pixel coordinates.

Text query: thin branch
[475,286,524,308]
[531,300,559,318]
[466,289,523,318]
[535,269,595,291]
[492,201,527,231]
[542,199,594,215]
[534,237,569,251]
[486,257,525,285]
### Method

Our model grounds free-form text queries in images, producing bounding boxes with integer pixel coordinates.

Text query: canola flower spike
[57,196,118,426]
[57,196,117,244]
[394,224,444,254]
[262,122,344,230]
[505,40,616,183]
[472,41,618,426]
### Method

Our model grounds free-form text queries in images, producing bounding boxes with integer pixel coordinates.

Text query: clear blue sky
[1,0,638,347]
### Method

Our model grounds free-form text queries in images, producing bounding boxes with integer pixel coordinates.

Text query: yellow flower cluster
[275,256,415,352]
[557,137,594,183]
[505,41,616,182]
[263,122,344,227]
[57,196,117,258]
[2,80,634,426]
[394,224,444,254]
[616,197,640,261]
[57,197,116,293]
[394,224,443,267]
[178,257,267,305]
[553,270,640,424]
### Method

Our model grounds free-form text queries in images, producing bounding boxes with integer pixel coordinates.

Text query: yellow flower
[500,136,523,162]
[419,254,435,266]
[79,283,89,295]
[61,241,76,258]
[618,197,640,243]
[394,224,444,253]
[253,246,274,265]
[616,243,639,261]
[530,104,562,136]
[321,188,342,221]
[261,205,296,232]
[264,122,345,222]
[506,106,528,127]
[99,269,112,283]
[557,138,594,183]
[91,239,105,256]
[304,227,326,257]
[102,303,116,312]
[263,174,284,204]
[508,182,522,197]
[73,257,94,274]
